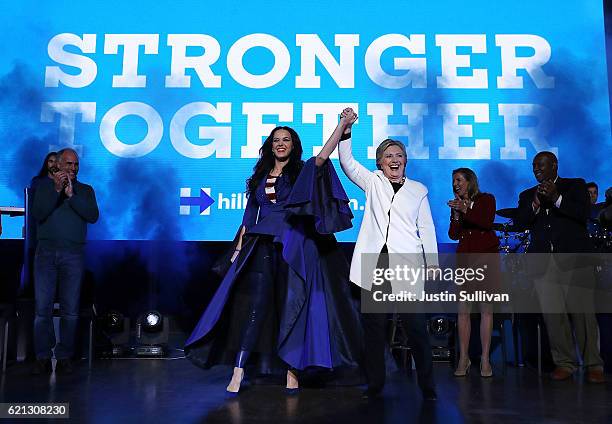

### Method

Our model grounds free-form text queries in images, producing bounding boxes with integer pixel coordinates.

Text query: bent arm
[68,185,99,224]
[31,180,61,222]
[463,194,496,230]
[417,194,439,265]
[515,190,537,229]
[241,192,259,230]
[555,180,589,224]
[448,212,461,240]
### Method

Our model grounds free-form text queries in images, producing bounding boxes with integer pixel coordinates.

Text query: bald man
[514,151,604,384]
[30,148,99,375]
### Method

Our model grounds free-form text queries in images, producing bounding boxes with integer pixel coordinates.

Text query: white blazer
[338,137,439,291]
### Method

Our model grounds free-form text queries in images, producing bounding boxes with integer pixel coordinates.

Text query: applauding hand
[447,196,469,214]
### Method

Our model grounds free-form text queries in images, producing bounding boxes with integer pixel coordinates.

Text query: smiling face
[452,172,469,199]
[532,152,557,183]
[380,145,406,181]
[59,150,79,181]
[271,129,294,161]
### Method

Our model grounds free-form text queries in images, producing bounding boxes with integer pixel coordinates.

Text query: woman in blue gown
[185,112,362,394]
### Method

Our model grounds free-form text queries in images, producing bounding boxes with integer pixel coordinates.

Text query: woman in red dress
[447,168,500,377]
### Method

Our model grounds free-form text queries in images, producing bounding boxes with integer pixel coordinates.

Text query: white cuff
[554,194,562,208]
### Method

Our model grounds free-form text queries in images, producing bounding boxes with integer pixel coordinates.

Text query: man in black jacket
[515,151,604,383]
[30,148,99,375]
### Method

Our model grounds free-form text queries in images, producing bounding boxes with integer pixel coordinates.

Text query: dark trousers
[363,244,434,391]
[362,311,435,391]
[33,246,84,360]
[229,238,285,368]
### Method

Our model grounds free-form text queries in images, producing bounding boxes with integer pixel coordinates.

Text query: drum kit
[494,207,612,253]
[494,208,530,254]
[587,218,612,253]
[494,208,533,293]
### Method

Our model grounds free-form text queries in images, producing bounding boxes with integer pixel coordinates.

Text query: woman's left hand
[340,108,357,130]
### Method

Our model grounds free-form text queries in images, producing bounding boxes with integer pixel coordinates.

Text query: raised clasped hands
[52,170,73,197]
[64,177,73,198]
[52,171,68,193]
[340,107,357,132]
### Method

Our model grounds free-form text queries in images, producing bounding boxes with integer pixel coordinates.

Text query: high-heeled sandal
[454,359,471,377]
[226,367,245,397]
[286,370,300,395]
[480,360,493,378]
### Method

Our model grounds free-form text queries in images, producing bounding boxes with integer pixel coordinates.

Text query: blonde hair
[375,139,407,170]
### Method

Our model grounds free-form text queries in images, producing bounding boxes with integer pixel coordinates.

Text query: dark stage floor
[1,359,611,423]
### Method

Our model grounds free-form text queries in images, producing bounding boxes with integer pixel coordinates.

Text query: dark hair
[37,151,57,177]
[586,182,598,190]
[246,126,304,196]
[452,167,480,200]
[534,151,558,164]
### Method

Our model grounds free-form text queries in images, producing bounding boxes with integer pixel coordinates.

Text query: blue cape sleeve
[285,157,353,234]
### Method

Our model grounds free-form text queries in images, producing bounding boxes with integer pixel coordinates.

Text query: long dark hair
[246,126,304,196]
[452,167,480,200]
[37,151,57,177]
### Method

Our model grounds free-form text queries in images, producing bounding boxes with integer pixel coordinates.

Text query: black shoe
[30,359,52,375]
[55,359,74,375]
[421,388,437,401]
[361,387,383,400]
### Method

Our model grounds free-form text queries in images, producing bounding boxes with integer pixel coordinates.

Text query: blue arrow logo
[179,188,215,215]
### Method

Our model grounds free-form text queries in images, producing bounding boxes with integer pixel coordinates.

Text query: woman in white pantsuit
[334,107,438,400]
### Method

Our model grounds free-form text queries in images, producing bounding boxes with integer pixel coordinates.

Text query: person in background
[586,182,604,235]
[22,152,58,296]
[514,152,604,384]
[586,182,599,205]
[30,148,98,375]
[447,168,500,377]
[597,187,612,229]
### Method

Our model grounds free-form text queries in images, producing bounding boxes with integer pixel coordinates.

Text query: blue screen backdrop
[0,0,610,241]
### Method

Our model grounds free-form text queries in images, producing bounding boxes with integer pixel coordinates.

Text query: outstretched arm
[336,108,374,192]
[315,107,357,167]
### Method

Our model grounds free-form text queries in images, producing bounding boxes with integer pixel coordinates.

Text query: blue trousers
[33,246,84,360]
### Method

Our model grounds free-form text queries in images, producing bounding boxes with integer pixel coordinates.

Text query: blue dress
[185,158,363,371]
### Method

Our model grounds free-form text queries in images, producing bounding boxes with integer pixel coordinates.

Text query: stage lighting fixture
[135,310,168,357]
[105,311,125,332]
[427,315,455,361]
[142,311,162,332]
[428,316,451,336]
[97,310,130,357]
